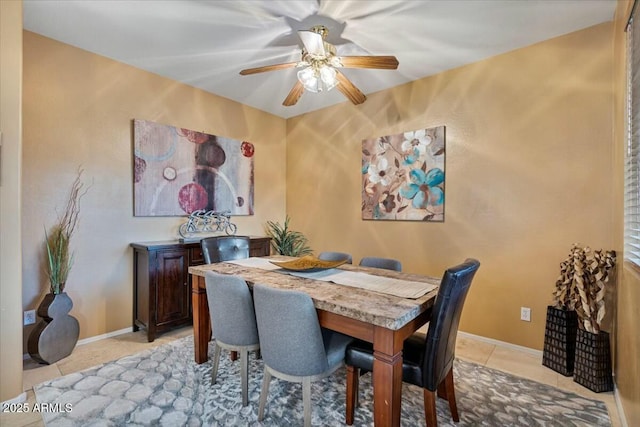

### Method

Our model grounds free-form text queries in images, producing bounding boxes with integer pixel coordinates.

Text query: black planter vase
[573,329,613,393]
[28,292,80,364]
[542,306,578,376]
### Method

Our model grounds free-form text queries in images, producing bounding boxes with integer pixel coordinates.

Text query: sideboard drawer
[249,236,271,257]
[190,247,204,265]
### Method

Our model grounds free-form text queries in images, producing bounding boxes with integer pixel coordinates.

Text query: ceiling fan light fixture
[319,65,337,89]
[297,63,337,93]
[239,24,397,106]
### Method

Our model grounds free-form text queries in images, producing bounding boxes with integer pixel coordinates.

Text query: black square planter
[542,306,578,376]
[573,329,613,393]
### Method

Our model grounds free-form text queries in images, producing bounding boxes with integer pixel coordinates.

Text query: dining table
[188,256,440,427]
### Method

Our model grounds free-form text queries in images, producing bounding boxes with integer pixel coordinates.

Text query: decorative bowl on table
[269,255,347,272]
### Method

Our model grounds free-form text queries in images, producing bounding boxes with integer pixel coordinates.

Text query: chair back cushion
[359,257,402,271]
[253,284,329,376]
[201,236,250,263]
[318,251,353,264]
[205,271,259,346]
[423,259,480,390]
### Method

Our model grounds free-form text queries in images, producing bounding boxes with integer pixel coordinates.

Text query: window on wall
[626,4,640,266]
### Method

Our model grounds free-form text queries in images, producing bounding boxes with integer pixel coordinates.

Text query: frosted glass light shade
[297,64,337,93]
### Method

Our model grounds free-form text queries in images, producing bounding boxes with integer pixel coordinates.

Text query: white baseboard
[76,327,133,346]
[458,331,543,357]
[614,383,629,427]
[23,327,134,360]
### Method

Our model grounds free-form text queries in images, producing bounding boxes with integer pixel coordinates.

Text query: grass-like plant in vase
[45,169,89,294]
[265,215,312,257]
[28,168,89,364]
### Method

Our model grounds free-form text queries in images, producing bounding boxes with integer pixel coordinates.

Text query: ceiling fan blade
[335,71,366,105]
[240,62,299,75]
[283,81,305,106]
[337,56,399,70]
[298,30,325,56]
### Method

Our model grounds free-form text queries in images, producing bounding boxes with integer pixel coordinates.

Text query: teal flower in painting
[399,167,444,208]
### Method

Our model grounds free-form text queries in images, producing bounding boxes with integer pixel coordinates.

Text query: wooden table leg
[372,327,403,427]
[192,275,210,364]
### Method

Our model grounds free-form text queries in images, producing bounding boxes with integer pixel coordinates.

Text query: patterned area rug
[34,336,611,426]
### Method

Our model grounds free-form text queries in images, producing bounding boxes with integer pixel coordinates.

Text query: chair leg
[423,389,438,427]
[443,367,459,422]
[355,369,360,408]
[302,376,312,427]
[258,368,271,421]
[240,349,249,407]
[345,365,359,425]
[211,344,222,385]
[437,381,447,399]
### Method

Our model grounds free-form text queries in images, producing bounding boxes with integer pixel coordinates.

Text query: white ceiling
[23,0,616,119]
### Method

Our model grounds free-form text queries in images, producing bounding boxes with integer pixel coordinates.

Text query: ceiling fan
[239,25,399,107]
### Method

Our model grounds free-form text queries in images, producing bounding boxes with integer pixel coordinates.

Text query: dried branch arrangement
[553,245,583,311]
[45,168,90,294]
[554,244,616,333]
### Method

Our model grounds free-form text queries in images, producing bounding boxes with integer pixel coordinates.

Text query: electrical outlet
[24,310,36,326]
[520,307,531,322]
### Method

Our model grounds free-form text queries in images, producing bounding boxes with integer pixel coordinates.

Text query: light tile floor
[1,328,623,427]
[456,335,622,427]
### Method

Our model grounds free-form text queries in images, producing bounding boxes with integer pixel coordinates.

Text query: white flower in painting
[368,158,391,186]
[401,129,432,155]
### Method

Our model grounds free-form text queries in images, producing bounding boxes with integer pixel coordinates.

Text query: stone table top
[189,256,440,331]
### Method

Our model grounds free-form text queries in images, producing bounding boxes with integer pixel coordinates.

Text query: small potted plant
[28,168,89,364]
[265,215,312,257]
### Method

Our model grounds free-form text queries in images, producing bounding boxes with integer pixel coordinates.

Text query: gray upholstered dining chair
[204,271,260,406]
[201,235,250,264]
[358,256,402,271]
[318,251,353,264]
[344,259,480,426]
[253,284,353,427]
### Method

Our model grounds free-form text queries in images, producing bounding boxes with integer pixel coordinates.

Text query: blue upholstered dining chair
[201,235,250,264]
[204,271,260,407]
[318,251,353,264]
[253,284,353,427]
[344,259,480,427]
[201,236,250,344]
[358,256,402,271]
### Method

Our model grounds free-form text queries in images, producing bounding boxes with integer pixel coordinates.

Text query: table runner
[227,257,436,299]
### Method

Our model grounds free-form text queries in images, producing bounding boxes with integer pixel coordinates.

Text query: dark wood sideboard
[130,236,271,342]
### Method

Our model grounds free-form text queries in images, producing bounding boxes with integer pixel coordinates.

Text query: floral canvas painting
[133,119,254,216]
[362,126,445,221]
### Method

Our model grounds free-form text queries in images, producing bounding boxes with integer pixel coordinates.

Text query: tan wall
[613,1,640,425]
[21,32,287,348]
[0,0,25,402]
[286,23,615,350]
[616,268,640,425]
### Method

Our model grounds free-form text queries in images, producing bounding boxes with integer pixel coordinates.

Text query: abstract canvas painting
[133,119,254,216]
[362,126,445,221]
